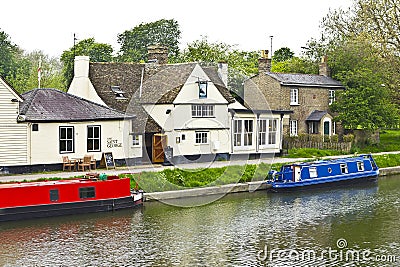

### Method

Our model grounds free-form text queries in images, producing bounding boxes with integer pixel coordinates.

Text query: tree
[0,30,19,79]
[177,36,259,101]
[271,57,318,74]
[272,47,294,62]
[331,68,399,130]
[117,19,181,62]
[322,0,400,54]
[60,38,113,88]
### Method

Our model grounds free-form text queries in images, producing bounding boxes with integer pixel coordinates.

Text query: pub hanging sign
[197,80,208,99]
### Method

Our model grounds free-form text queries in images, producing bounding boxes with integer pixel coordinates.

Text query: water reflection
[0,176,399,266]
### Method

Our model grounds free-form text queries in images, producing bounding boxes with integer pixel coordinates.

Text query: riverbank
[143,166,400,201]
[1,152,400,202]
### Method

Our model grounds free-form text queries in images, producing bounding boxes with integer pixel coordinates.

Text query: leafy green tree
[60,38,113,88]
[271,57,318,74]
[331,68,399,130]
[117,19,181,62]
[177,36,259,101]
[0,30,19,79]
[272,47,294,62]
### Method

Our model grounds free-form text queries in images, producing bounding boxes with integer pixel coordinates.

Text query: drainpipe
[279,113,284,152]
[256,113,260,153]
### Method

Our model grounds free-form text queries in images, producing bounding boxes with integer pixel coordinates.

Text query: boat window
[309,167,318,178]
[340,163,348,174]
[79,187,96,199]
[357,161,365,171]
[50,189,59,202]
[328,167,332,173]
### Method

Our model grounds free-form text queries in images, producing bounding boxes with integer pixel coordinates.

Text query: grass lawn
[286,130,400,158]
[355,130,400,153]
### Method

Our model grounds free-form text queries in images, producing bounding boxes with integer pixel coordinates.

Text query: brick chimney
[319,55,330,77]
[258,49,271,73]
[147,45,168,64]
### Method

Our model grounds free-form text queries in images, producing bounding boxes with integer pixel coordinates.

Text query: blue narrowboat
[266,154,379,190]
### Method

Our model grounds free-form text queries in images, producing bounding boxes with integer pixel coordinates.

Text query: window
[308,121,319,134]
[357,161,365,171]
[244,120,253,146]
[49,189,59,202]
[59,126,74,153]
[111,86,126,99]
[309,167,318,178]
[329,90,335,105]
[195,132,208,144]
[32,124,39,131]
[87,126,101,152]
[268,119,277,144]
[79,187,96,199]
[132,135,140,146]
[191,105,214,117]
[233,120,242,146]
[289,120,298,136]
[340,163,348,174]
[258,119,267,146]
[290,88,299,105]
[234,119,253,147]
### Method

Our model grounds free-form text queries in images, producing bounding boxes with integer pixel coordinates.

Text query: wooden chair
[87,154,96,170]
[62,156,76,171]
[78,156,92,172]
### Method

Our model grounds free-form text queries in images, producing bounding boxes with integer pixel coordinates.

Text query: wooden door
[152,134,167,163]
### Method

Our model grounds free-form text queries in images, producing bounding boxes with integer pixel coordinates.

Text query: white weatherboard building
[0,76,141,174]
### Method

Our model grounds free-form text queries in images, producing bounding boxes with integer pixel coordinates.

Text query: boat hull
[0,196,142,222]
[269,172,379,192]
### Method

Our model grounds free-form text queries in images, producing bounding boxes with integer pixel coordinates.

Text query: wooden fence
[284,141,352,152]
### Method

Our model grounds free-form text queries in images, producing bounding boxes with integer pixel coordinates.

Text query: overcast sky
[1,0,352,58]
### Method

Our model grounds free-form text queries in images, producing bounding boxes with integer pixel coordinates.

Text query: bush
[343,134,355,142]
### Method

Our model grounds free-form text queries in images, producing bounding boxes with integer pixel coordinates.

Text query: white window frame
[233,119,253,147]
[233,120,242,147]
[258,119,267,146]
[289,120,298,137]
[329,90,335,105]
[191,105,215,118]
[132,134,140,146]
[268,119,277,145]
[340,163,348,174]
[290,88,299,105]
[59,126,74,154]
[309,167,318,178]
[195,131,208,144]
[357,161,365,171]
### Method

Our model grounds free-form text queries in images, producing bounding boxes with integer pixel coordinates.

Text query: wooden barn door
[152,134,167,163]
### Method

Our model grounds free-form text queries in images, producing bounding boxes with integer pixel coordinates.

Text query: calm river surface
[0,175,399,267]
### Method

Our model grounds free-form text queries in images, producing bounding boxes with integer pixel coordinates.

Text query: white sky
[1,0,352,58]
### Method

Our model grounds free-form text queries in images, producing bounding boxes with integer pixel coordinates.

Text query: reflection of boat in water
[266,154,379,191]
[0,177,143,222]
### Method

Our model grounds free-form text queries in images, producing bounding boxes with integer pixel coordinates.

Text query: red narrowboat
[0,177,143,222]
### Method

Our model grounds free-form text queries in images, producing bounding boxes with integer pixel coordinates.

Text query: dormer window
[111,86,127,100]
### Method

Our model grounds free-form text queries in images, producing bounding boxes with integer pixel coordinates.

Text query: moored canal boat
[0,177,143,222]
[266,154,379,190]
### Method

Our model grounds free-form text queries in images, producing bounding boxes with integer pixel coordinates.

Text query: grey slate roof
[267,72,344,88]
[20,88,132,122]
[306,110,328,121]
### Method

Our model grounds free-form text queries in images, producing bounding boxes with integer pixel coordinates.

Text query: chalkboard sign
[100,152,115,169]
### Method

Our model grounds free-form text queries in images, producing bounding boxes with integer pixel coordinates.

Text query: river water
[0,176,399,267]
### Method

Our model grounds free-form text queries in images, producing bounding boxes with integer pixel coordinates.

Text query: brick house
[244,55,345,137]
